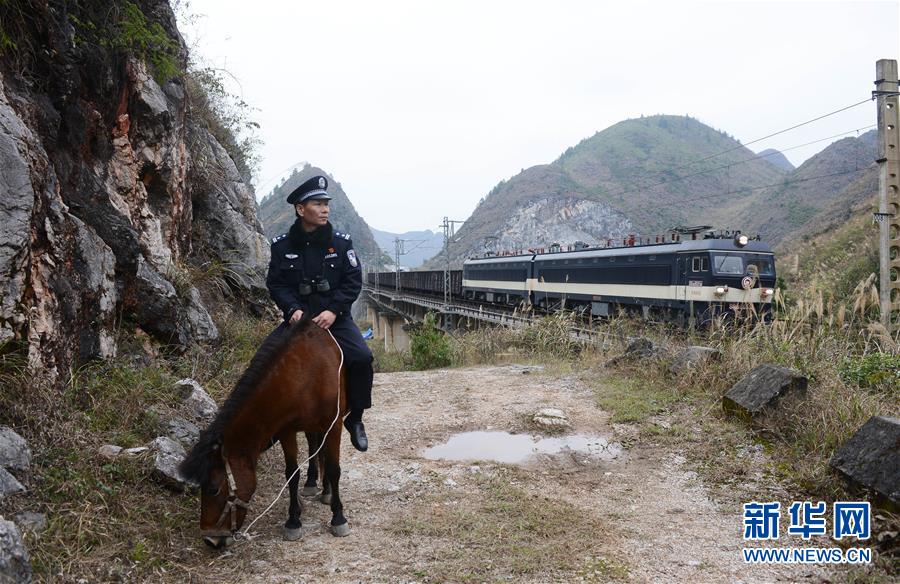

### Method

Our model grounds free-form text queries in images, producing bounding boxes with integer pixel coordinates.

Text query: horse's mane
[179,318,315,487]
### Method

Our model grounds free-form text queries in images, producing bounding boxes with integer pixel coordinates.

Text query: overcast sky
[180,0,899,233]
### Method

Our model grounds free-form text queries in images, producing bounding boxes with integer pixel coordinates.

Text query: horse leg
[319,436,333,505]
[323,427,349,536]
[278,430,303,541]
[301,431,321,497]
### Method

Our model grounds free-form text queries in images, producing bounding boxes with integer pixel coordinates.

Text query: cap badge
[318,177,326,188]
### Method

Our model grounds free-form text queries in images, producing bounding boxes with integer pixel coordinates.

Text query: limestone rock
[176,378,218,423]
[624,337,657,359]
[829,416,900,507]
[0,468,25,498]
[532,408,570,429]
[148,436,192,491]
[165,416,200,449]
[13,512,47,535]
[722,364,807,420]
[187,124,269,296]
[490,196,634,254]
[0,427,30,473]
[133,258,219,347]
[669,346,721,375]
[0,518,32,584]
[98,445,123,460]
[606,337,660,367]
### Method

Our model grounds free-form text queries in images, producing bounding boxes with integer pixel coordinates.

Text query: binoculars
[298,277,330,296]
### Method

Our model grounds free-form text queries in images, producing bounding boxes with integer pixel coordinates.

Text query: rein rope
[233,328,345,541]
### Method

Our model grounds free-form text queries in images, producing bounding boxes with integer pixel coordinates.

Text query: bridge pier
[366,305,379,338]
[390,318,410,351]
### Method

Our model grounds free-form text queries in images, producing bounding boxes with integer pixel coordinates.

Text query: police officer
[266,175,373,451]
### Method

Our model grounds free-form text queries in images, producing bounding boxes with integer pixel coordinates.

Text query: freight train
[366,229,777,323]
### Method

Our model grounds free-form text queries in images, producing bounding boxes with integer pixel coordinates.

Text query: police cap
[287,175,332,204]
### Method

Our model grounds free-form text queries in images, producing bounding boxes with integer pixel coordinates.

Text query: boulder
[165,416,200,448]
[668,346,721,375]
[0,468,25,498]
[148,436,192,491]
[624,337,657,359]
[829,416,900,507]
[722,364,807,420]
[0,427,30,473]
[0,518,31,583]
[532,408,570,429]
[606,337,660,367]
[176,378,218,423]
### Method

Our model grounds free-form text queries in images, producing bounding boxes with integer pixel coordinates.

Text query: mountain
[258,165,390,269]
[429,115,789,266]
[774,136,879,297]
[757,149,795,171]
[371,228,444,268]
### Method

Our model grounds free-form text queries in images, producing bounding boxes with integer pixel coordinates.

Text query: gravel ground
[197,365,833,583]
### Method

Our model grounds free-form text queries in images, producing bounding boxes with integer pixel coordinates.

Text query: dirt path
[203,365,832,583]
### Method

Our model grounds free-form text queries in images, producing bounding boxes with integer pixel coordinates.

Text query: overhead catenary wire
[677,97,873,167]
[655,164,877,209]
[592,97,876,202]
[601,124,877,202]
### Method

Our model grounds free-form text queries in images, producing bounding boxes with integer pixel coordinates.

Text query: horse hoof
[283,527,303,541]
[320,493,332,505]
[331,522,351,537]
[301,486,319,497]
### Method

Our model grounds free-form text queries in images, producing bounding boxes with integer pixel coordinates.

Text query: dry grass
[391,467,619,582]
[0,307,276,581]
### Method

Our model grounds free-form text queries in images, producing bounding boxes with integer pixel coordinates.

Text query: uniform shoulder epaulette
[270,233,288,245]
[334,231,352,240]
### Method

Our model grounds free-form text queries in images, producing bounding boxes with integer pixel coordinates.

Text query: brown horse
[179,318,350,548]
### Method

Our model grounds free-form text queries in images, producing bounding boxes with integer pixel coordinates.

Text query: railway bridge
[360,285,603,351]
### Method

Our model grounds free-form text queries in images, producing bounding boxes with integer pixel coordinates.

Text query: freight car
[366,269,462,297]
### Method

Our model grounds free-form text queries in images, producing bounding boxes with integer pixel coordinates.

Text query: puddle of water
[423,431,621,464]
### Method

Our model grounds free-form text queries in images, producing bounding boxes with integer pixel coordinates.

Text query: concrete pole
[875,59,900,331]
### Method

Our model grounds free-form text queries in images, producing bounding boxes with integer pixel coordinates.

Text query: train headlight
[734,233,749,247]
[762,288,774,297]
[715,285,728,296]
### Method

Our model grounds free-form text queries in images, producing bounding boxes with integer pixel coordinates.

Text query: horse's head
[181,437,257,548]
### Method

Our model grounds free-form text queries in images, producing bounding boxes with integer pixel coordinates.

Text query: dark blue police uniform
[265,175,373,451]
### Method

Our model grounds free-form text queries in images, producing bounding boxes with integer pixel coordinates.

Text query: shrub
[409,312,453,370]
[838,352,900,393]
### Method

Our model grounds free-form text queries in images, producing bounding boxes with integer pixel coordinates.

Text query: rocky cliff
[258,164,389,269]
[0,0,269,379]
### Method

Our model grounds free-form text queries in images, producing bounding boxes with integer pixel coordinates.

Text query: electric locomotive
[462,229,776,322]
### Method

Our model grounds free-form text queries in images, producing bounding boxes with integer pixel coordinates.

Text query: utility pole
[441,217,465,309]
[393,238,404,292]
[875,59,900,332]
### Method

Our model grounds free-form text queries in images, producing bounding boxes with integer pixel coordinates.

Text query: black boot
[343,411,368,452]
